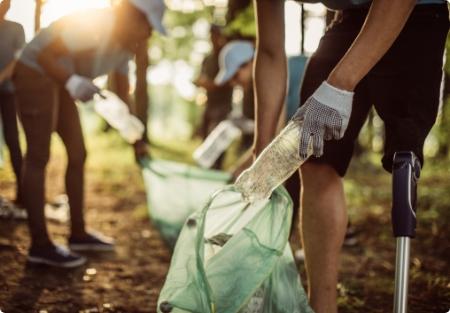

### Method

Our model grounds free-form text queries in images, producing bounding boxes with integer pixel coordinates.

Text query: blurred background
[0,1,449,312]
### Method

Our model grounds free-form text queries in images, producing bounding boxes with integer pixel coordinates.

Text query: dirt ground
[0,149,449,313]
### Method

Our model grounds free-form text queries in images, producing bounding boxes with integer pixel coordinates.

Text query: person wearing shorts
[253,0,449,312]
[301,5,447,174]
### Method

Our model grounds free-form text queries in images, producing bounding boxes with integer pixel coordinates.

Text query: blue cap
[215,40,254,85]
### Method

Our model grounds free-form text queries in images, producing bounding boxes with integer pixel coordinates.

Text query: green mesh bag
[140,158,231,247]
[157,186,313,313]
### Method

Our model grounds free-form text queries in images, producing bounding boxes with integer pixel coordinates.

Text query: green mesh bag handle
[140,157,231,181]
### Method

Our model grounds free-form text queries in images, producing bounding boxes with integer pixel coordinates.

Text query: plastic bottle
[93,91,145,144]
[193,120,242,168]
[118,114,145,144]
[235,118,310,202]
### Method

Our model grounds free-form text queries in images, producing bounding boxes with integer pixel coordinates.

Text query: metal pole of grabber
[391,151,420,313]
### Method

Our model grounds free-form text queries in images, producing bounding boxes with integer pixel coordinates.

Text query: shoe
[28,244,86,268]
[69,232,115,252]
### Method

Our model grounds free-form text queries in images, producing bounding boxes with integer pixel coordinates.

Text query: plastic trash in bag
[140,158,231,247]
[157,186,313,313]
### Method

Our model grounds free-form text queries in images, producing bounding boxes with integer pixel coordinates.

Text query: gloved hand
[65,74,99,102]
[293,81,354,159]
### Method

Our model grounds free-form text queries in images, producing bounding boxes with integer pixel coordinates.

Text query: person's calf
[300,161,347,313]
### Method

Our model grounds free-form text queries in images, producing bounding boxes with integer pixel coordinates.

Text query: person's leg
[299,93,371,313]
[0,92,23,203]
[12,63,86,267]
[15,70,57,248]
[56,89,114,252]
[55,89,87,238]
[297,11,372,311]
[300,162,347,313]
[368,4,449,172]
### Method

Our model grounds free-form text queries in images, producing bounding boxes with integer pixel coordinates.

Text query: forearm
[112,72,131,104]
[254,51,287,154]
[195,75,218,91]
[328,0,416,91]
[254,0,287,156]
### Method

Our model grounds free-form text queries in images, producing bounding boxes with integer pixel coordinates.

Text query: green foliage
[431,98,450,158]
[445,32,450,75]
[433,31,450,159]
[150,8,214,63]
[223,2,256,38]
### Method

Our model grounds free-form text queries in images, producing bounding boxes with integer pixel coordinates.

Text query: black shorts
[300,4,449,176]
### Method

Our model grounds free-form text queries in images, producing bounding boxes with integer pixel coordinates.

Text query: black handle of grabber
[391,151,421,238]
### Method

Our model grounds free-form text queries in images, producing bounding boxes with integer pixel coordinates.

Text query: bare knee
[300,161,341,192]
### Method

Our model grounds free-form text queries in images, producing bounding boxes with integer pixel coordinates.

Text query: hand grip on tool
[391,151,421,238]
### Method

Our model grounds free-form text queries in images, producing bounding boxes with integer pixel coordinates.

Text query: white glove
[293,81,354,159]
[65,74,99,102]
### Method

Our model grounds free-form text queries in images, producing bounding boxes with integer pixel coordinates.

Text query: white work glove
[293,81,354,159]
[65,74,99,102]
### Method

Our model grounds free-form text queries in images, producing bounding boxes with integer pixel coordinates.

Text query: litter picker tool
[391,151,421,313]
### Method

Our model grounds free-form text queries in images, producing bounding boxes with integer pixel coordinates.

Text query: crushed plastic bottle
[93,90,145,144]
[235,118,310,202]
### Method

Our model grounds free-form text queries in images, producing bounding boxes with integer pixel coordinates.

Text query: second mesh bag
[157,186,313,313]
[140,158,231,247]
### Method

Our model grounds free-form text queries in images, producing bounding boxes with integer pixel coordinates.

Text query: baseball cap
[129,0,167,35]
[215,40,254,85]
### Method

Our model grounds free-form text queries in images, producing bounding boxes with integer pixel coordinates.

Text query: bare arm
[327,0,417,91]
[253,0,416,156]
[112,72,132,107]
[194,74,221,91]
[253,0,287,156]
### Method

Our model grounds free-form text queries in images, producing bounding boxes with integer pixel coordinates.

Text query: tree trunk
[226,0,252,24]
[34,0,42,33]
[135,40,150,143]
